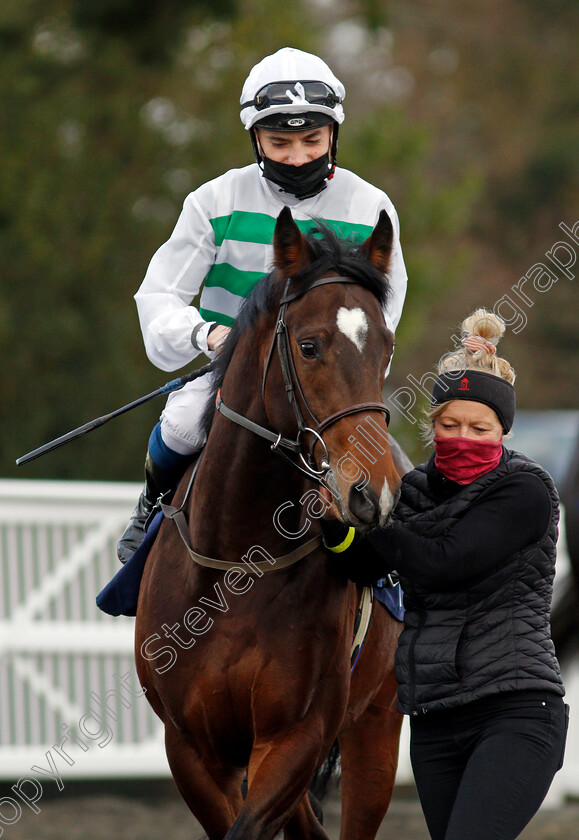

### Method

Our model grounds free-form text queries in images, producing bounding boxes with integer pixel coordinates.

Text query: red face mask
[433,436,503,484]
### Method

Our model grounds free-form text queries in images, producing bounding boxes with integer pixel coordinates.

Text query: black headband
[254,110,335,132]
[431,369,516,433]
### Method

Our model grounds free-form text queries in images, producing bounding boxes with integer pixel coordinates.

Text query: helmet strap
[330,123,339,166]
[250,127,262,166]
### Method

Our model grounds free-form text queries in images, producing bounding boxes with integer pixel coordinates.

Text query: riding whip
[16,362,214,466]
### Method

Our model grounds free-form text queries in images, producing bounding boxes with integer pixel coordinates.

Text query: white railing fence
[0,479,577,806]
[0,479,168,781]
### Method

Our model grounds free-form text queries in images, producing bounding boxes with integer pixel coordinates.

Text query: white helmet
[240,47,345,132]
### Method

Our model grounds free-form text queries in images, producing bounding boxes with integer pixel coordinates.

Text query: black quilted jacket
[329,448,567,714]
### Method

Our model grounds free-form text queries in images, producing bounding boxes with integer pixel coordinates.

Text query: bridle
[216,275,391,486]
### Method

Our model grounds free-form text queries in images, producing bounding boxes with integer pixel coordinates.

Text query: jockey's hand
[208,325,231,353]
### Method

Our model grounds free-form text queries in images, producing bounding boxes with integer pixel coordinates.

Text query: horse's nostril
[348,484,380,525]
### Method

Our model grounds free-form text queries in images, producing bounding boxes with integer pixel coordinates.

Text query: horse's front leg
[164,718,244,840]
[223,721,335,840]
[283,793,328,840]
[338,668,403,840]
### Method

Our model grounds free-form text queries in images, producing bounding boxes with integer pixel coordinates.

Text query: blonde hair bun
[461,308,505,347]
[438,308,516,385]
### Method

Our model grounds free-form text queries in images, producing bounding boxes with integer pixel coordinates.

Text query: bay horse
[135,207,404,839]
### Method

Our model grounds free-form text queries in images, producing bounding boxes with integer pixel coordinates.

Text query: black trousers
[409,691,569,840]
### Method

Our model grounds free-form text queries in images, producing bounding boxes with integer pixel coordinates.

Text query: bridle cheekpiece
[215,276,391,487]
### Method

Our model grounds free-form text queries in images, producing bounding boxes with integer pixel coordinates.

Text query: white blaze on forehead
[336,307,368,352]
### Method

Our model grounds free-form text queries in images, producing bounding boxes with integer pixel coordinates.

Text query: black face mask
[261,152,332,199]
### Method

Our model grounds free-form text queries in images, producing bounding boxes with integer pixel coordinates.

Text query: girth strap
[351,586,374,674]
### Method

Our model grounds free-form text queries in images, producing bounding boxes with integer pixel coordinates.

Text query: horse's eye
[299,341,318,358]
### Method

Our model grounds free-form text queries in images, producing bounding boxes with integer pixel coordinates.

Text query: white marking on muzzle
[336,307,368,352]
[379,477,395,524]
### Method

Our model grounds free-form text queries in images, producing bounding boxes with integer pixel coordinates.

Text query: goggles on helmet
[241,80,342,113]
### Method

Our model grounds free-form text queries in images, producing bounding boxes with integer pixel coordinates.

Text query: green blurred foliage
[1,0,577,480]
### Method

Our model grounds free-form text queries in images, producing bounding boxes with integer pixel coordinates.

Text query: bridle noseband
[216,276,391,485]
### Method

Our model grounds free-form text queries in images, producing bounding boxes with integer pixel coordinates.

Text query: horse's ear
[359,209,394,274]
[273,206,313,277]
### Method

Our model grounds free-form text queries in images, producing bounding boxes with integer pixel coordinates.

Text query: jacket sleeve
[326,472,553,589]
[134,191,218,372]
[379,201,407,336]
[323,521,394,586]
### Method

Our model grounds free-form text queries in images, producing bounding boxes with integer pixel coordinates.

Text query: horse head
[263,206,401,529]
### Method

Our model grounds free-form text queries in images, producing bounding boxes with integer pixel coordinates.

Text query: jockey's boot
[116,450,174,564]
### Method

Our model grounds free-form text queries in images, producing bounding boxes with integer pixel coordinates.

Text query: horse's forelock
[289,223,390,307]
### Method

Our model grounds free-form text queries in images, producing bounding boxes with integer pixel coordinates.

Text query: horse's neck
[189,381,311,561]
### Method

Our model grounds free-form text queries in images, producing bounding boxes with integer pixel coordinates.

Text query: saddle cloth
[96,511,164,617]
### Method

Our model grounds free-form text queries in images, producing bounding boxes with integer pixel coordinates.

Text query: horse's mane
[200,221,391,438]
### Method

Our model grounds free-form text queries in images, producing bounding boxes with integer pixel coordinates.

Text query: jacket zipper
[408,607,426,715]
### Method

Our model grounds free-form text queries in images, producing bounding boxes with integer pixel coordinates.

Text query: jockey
[117,46,408,563]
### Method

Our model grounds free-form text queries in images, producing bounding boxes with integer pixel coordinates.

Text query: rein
[161,454,323,573]
[161,461,373,670]
[216,275,391,486]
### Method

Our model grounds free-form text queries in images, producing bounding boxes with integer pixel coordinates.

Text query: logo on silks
[287,118,306,127]
[458,377,470,391]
